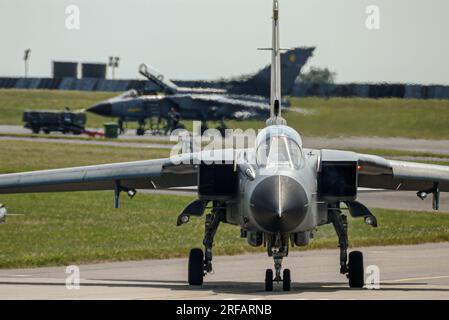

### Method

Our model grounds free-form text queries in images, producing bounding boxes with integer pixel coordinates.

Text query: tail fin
[266,0,286,126]
[279,47,315,94]
[139,64,179,94]
[227,47,314,97]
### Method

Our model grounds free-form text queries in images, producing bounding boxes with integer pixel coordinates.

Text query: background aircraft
[87,88,271,135]
[2,0,448,292]
[87,47,313,135]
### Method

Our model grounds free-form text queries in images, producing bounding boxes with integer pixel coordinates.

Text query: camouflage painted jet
[87,46,314,135]
[87,87,272,136]
[1,1,448,292]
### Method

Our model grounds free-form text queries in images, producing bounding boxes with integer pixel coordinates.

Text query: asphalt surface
[1,243,449,299]
[142,188,449,212]
[303,136,449,155]
[357,190,449,212]
[0,136,172,149]
[2,125,449,155]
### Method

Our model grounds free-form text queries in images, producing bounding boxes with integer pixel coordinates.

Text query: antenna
[266,0,286,126]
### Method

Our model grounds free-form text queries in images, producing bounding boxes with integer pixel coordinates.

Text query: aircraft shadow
[0,279,447,296]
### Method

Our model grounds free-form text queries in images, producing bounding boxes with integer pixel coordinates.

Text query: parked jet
[1,1,448,291]
[87,88,271,135]
[87,46,313,135]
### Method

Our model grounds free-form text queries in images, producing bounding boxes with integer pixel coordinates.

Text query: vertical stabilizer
[225,47,314,97]
[266,0,286,126]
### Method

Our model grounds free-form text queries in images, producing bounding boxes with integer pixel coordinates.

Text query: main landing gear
[136,120,146,136]
[329,203,365,288]
[188,204,225,286]
[265,234,291,291]
[187,202,364,290]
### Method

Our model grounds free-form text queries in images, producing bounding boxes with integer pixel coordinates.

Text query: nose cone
[250,175,308,233]
[87,102,112,116]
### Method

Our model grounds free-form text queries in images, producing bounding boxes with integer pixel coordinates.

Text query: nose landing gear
[265,234,291,291]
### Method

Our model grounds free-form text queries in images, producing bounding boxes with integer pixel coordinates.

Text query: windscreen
[257,136,302,169]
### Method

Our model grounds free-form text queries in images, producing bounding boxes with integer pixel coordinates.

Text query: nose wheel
[265,269,273,291]
[265,268,291,291]
[282,269,291,291]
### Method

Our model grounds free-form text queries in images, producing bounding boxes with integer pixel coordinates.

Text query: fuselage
[87,91,271,123]
[224,125,327,237]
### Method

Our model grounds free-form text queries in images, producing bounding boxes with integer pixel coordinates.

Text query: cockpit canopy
[118,89,140,99]
[256,125,303,169]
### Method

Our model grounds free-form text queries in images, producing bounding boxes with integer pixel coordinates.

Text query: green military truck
[23,110,86,135]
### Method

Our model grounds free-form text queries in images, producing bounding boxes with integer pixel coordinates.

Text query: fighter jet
[87,46,313,135]
[1,1,449,291]
[87,87,271,136]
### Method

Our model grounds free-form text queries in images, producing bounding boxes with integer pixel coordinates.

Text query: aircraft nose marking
[87,103,113,116]
[277,175,282,218]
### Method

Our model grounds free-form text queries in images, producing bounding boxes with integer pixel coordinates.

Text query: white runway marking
[387,275,449,283]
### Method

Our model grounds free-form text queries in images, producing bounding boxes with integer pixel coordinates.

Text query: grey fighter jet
[1,1,449,291]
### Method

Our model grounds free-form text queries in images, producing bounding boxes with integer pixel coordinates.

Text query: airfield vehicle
[23,109,86,134]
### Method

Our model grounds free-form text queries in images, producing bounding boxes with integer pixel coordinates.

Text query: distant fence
[0,77,154,92]
[292,83,449,99]
[1,77,449,99]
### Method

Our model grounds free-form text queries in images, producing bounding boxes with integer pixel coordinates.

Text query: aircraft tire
[283,269,291,291]
[188,248,204,286]
[265,269,273,291]
[348,251,364,288]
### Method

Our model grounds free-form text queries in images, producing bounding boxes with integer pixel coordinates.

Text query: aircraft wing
[0,155,197,194]
[357,153,449,192]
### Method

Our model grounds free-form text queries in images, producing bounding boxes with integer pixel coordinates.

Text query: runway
[0,243,449,299]
[1,125,449,156]
[0,135,172,149]
[141,188,449,212]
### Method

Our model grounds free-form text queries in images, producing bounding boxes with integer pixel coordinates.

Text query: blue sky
[1,0,448,84]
